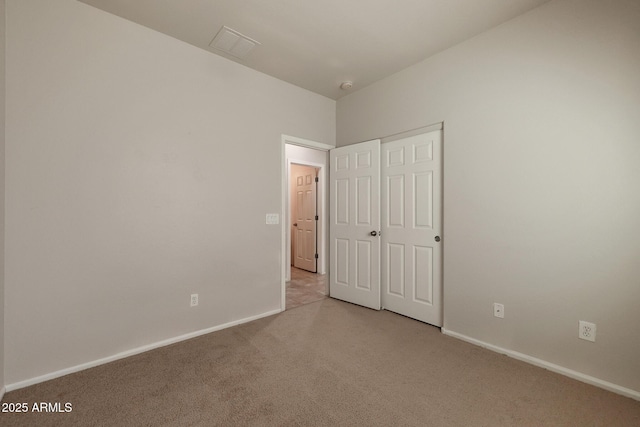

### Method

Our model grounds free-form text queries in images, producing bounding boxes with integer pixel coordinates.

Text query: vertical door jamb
[314,173,319,273]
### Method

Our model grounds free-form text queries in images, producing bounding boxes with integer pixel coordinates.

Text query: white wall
[4,0,335,386]
[0,0,6,398]
[337,0,640,394]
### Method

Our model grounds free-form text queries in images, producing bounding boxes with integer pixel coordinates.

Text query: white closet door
[329,140,381,310]
[381,130,442,326]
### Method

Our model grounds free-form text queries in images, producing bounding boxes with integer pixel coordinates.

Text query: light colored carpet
[2,298,639,426]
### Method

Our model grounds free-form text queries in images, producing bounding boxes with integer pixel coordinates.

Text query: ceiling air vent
[209,26,260,59]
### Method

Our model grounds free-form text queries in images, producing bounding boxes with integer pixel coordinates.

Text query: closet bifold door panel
[381,130,443,327]
[329,140,381,310]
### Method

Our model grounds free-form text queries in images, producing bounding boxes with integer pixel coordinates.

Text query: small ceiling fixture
[209,26,260,59]
[340,81,353,90]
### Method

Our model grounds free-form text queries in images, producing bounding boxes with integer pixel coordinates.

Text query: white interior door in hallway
[381,131,443,326]
[329,129,443,326]
[291,164,318,273]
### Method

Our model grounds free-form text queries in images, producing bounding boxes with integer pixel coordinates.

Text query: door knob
[293,223,298,227]
[435,236,441,242]
[370,231,377,237]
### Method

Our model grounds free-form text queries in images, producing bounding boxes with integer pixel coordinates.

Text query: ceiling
[79,0,551,100]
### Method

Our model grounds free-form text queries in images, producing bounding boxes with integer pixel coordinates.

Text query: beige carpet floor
[2,298,639,426]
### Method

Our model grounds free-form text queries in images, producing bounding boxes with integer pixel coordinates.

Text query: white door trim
[283,134,334,151]
[281,135,333,311]
[380,122,443,144]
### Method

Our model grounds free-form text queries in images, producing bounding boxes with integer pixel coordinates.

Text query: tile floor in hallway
[286,267,328,310]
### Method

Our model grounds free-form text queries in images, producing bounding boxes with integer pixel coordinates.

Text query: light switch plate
[266,213,279,225]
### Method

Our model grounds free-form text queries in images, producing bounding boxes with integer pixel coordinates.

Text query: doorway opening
[281,135,332,311]
[287,162,327,309]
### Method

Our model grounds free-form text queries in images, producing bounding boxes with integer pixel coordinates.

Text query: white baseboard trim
[6,308,283,392]
[441,328,640,401]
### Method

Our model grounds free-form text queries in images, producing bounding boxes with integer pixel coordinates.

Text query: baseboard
[442,328,640,401]
[0,385,5,402]
[6,308,283,392]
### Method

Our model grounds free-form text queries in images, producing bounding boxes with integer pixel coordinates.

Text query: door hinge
[315,215,319,220]
[315,177,319,182]
[314,253,319,259]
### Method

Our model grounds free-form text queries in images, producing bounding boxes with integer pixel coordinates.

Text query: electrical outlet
[190,294,199,307]
[493,303,504,319]
[579,321,596,342]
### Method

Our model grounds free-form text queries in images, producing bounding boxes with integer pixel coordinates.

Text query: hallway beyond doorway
[286,267,327,310]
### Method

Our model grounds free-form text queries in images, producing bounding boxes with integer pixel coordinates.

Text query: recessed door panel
[387,175,404,228]
[305,230,315,262]
[296,229,304,258]
[335,238,349,286]
[356,240,371,290]
[413,140,433,163]
[413,246,433,305]
[357,151,372,169]
[336,155,349,171]
[387,243,405,297]
[356,177,372,226]
[414,172,433,229]
[336,179,349,225]
[387,147,405,167]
